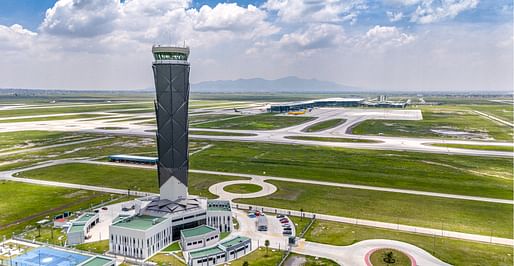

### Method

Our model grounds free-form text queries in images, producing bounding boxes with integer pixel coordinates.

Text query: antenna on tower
[183,40,186,48]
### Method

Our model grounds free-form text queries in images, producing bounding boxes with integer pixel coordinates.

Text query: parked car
[101,207,108,210]
[281,224,291,228]
[248,213,256,218]
[276,214,285,218]
[94,209,100,213]
[282,230,292,235]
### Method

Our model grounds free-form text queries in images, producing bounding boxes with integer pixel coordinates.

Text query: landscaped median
[427,143,513,152]
[284,135,381,143]
[302,118,346,132]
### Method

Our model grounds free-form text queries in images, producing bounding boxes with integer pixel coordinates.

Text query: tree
[264,240,270,256]
[242,261,249,266]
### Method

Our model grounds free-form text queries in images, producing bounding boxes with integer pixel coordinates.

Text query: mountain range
[191,76,359,92]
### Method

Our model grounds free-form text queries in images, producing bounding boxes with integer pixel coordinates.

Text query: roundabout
[209,179,277,200]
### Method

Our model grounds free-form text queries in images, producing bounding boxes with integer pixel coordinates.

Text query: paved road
[233,209,450,265]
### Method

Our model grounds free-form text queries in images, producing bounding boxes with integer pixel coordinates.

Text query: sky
[0,0,512,91]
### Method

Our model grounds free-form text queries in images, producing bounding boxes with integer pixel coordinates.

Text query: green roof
[189,246,224,259]
[69,224,85,233]
[81,257,112,266]
[75,213,97,223]
[181,225,216,238]
[112,215,166,231]
[220,236,250,249]
[207,200,231,212]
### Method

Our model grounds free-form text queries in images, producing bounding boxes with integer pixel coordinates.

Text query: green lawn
[223,184,262,193]
[0,114,107,123]
[22,226,67,246]
[148,253,186,265]
[236,180,512,238]
[285,254,339,265]
[429,143,513,152]
[352,106,513,141]
[303,119,346,132]
[190,141,513,200]
[163,241,181,252]
[0,103,153,118]
[19,162,248,198]
[0,181,114,239]
[285,136,380,143]
[467,104,513,122]
[230,248,285,266]
[75,240,109,254]
[0,131,94,151]
[190,130,256,136]
[194,113,315,130]
[303,220,513,266]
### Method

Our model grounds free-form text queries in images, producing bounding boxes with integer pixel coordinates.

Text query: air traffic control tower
[152,46,190,201]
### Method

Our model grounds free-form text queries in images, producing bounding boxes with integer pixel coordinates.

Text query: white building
[187,236,252,266]
[181,225,219,251]
[109,215,172,259]
[206,200,232,233]
[67,212,99,245]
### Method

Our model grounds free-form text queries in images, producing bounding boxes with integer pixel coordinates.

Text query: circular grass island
[223,183,263,194]
[369,249,413,266]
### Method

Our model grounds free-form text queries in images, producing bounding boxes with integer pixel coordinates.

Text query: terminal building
[108,46,235,262]
[268,96,409,112]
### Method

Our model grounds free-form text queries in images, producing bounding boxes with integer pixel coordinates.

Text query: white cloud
[279,23,345,51]
[411,0,479,24]
[263,0,367,24]
[360,25,415,49]
[386,11,404,22]
[0,24,37,51]
[191,3,279,38]
[40,0,121,37]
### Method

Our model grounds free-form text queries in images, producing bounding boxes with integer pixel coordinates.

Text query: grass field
[223,184,262,193]
[190,130,256,136]
[194,113,315,130]
[0,131,95,151]
[148,253,186,265]
[303,119,346,132]
[0,181,114,239]
[467,104,513,122]
[18,162,247,198]
[230,248,284,265]
[285,136,380,143]
[429,143,513,152]
[302,220,513,266]
[0,114,106,123]
[190,141,513,199]
[235,180,512,238]
[75,240,109,254]
[352,106,512,141]
[0,102,153,118]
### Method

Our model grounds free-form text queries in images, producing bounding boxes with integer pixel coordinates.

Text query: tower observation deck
[152,45,190,201]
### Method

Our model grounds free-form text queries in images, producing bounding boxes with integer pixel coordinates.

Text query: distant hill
[191,76,359,92]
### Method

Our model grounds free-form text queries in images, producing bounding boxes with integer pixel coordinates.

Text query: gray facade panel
[153,63,190,189]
